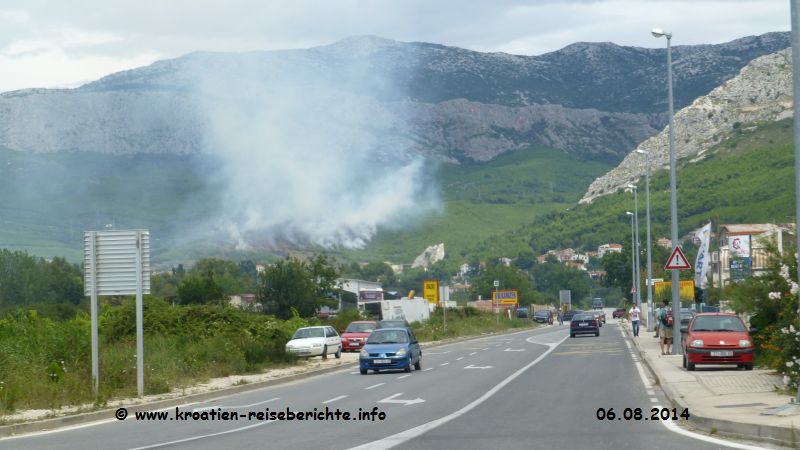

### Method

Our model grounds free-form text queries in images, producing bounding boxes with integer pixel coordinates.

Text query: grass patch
[412,307,538,342]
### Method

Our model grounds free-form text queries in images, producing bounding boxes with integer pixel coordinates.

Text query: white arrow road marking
[322,395,348,404]
[503,348,525,352]
[378,393,425,406]
[464,364,492,370]
[349,335,568,450]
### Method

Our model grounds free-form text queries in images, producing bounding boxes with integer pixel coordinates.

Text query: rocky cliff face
[580,49,793,203]
[0,33,790,163]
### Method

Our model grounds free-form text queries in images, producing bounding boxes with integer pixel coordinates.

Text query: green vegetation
[466,118,795,258]
[410,307,536,342]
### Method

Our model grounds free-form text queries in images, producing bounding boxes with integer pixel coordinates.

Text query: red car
[682,313,754,371]
[612,309,625,319]
[341,321,377,352]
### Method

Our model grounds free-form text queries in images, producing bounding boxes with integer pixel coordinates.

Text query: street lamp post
[791,0,800,406]
[626,212,636,305]
[636,149,654,331]
[652,27,681,355]
[628,185,641,311]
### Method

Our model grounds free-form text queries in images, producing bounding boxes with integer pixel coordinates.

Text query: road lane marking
[365,383,385,390]
[455,357,464,361]
[464,364,492,369]
[377,393,425,406]
[350,371,360,374]
[650,397,658,402]
[481,348,489,351]
[193,397,279,412]
[503,348,525,352]
[422,368,433,372]
[469,352,477,356]
[396,375,410,380]
[440,362,449,366]
[647,390,655,395]
[322,395,348,404]
[349,335,568,450]
[423,351,451,355]
[128,422,270,450]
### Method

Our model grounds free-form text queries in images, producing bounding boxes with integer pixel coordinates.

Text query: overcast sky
[0,0,790,93]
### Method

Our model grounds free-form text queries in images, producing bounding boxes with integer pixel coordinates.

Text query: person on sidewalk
[659,300,672,355]
[629,303,641,337]
[558,311,563,326]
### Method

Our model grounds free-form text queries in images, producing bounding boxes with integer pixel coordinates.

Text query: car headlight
[311,343,322,348]
[395,348,407,357]
[739,339,751,347]
[359,349,369,358]
[690,339,704,348]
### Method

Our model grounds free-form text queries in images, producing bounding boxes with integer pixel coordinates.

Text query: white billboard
[728,235,751,259]
[84,230,150,295]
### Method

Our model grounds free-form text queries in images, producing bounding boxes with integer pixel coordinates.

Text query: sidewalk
[622,320,799,448]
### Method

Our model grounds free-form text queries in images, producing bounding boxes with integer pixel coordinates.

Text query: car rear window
[345,323,375,333]
[691,316,746,332]
[573,314,592,321]
[367,329,409,344]
[292,328,324,339]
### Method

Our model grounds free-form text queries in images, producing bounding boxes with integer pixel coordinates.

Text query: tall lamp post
[627,185,641,310]
[626,211,636,305]
[636,149,654,331]
[652,27,681,355]
[791,0,800,406]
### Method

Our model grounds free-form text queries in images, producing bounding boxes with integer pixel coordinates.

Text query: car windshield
[367,329,409,344]
[380,321,406,328]
[345,323,375,333]
[292,328,324,339]
[691,316,746,332]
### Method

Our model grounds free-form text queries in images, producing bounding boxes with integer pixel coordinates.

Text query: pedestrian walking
[558,311,563,326]
[659,300,673,355]
[629,303,641,337]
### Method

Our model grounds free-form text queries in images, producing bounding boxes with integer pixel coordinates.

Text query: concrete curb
[0,323,543,438]
[622,323,798,448]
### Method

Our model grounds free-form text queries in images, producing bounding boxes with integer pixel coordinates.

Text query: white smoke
[190,56,438,250]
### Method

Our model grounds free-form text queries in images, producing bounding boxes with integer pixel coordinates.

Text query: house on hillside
[597,244,622,258]
[711,223,795,287]
[229,293,261,311]
[656,237,672,249]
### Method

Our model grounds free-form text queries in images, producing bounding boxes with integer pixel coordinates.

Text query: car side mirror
[749,327,757,334]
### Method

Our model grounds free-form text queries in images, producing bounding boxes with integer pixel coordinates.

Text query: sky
[0,0,791,93]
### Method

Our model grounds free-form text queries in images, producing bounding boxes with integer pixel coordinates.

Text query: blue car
[359,327,422,374]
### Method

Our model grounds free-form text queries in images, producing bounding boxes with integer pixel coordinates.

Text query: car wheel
[360,368,367,375]
[322,345,328,360]
[335,346,341,359]
[686,360,696,371]
[570,333,575,338]
[404,360,411,373]
[682,354,687,368]
[414,359,421,371]
[744,363,754,371]
[595,332,599,337]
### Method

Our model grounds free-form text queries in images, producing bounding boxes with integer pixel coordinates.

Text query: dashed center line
[322,395,348,404]
[469,352,477,356]
[397,375,410,380]
[422,368,433,372]
[365,383,384,390]
[650,397,658,402]
[455,357,464,361]
[440,362,449,366]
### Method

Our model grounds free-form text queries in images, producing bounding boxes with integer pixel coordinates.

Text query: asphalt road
[2,312,777,450]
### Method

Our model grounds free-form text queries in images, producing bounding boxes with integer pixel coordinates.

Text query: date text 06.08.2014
[595,407,690,421]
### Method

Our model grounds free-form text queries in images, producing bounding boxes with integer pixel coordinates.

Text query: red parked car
[682,313,755,371]
[612,309,625,319]
[341,321,378,352]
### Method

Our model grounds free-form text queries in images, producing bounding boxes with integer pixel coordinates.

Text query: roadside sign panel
[653,280,695,301]
[423,279,439,304]
[84,230,151,295]
[493,289,518,305]
[665,246,691,270]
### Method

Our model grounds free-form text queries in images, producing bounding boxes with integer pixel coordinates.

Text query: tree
[177,270,224,305]
[600,249,632,301]
[469,262,539,304]
[531,261,591,303]
[259,255,339,319]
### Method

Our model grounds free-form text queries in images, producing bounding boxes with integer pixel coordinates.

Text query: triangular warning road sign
[665,246,691,270]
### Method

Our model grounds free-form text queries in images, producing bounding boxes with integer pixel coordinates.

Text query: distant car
[341,321,378,352]
[562,310,580,322]
[592,298,604,310]
[588,310,604,327]
[570,313,599,338]
[376,319,412,329]
[359,327,422,374]
[595,310,607,325]
[516,307,529,319]
[533,310,553,324]
[701,305,720,313]
[285,326,342,359]
[612,309,625,319]
[679,308,696,335]
[682,313,755,371]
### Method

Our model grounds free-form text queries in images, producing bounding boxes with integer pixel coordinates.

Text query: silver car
[285,326,342,359]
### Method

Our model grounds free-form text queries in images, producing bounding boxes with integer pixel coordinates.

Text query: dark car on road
[679,308,696,335]
[516,307,529,319]
[612,309,625,319]
[359,327,422,374]
[570,313,599,338]
[533,310,553,324]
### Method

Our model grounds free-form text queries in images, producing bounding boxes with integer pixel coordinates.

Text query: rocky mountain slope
[0,33,790,163]
[581,48,793,203]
